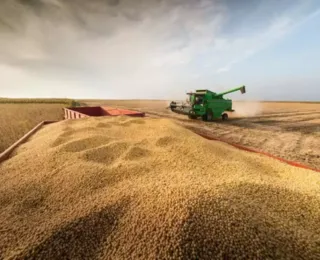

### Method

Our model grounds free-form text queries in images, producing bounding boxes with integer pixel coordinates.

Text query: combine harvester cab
[170,85,246,121]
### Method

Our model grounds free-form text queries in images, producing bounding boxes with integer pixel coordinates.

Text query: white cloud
[0,0,227,98]
[216,66,230,74]
[212,7,320,74]
[0,0,319,99]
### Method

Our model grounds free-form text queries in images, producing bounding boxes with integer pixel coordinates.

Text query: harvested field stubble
[0,116,320,259]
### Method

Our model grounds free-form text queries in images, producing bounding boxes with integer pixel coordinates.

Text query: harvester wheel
[203,110,213,122]
[222,113,228,121]
[202,114,208,121]
[188,114,197,120]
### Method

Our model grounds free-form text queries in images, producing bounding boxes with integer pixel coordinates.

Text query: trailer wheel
[222,113,228,121]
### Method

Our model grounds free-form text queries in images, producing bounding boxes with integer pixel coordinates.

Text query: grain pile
[0,116,320,260]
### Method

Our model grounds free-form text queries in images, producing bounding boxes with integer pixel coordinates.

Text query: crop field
[84,100,320,169]
[0,103,65,152]
[0,98,73,104]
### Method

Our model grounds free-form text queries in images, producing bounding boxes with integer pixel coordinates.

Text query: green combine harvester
[169,85,246,121]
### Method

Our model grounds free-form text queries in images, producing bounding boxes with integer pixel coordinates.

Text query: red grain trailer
[64,106,145,119]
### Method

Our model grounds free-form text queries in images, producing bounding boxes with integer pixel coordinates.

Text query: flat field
[84,100,320,169]
[1,100,319,169]
[0,104,65,152]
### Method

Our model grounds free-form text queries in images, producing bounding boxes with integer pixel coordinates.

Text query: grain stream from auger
[0,116,319,259]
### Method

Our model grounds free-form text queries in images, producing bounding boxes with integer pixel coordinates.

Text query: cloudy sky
[0,0,319,100]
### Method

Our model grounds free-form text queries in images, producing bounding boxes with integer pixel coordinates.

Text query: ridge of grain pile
[0,116,319,259]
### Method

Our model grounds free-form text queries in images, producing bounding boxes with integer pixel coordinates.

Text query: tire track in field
[246,111,320,120]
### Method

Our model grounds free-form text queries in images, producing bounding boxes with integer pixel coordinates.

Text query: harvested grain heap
[0,117,320,259]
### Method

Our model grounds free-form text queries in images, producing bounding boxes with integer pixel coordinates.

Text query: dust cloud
[233,101,263,117]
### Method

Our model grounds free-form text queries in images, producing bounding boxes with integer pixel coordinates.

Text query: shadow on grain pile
[0,116,320,259]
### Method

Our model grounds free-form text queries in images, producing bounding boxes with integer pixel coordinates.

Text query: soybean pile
[0,116,320,260]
